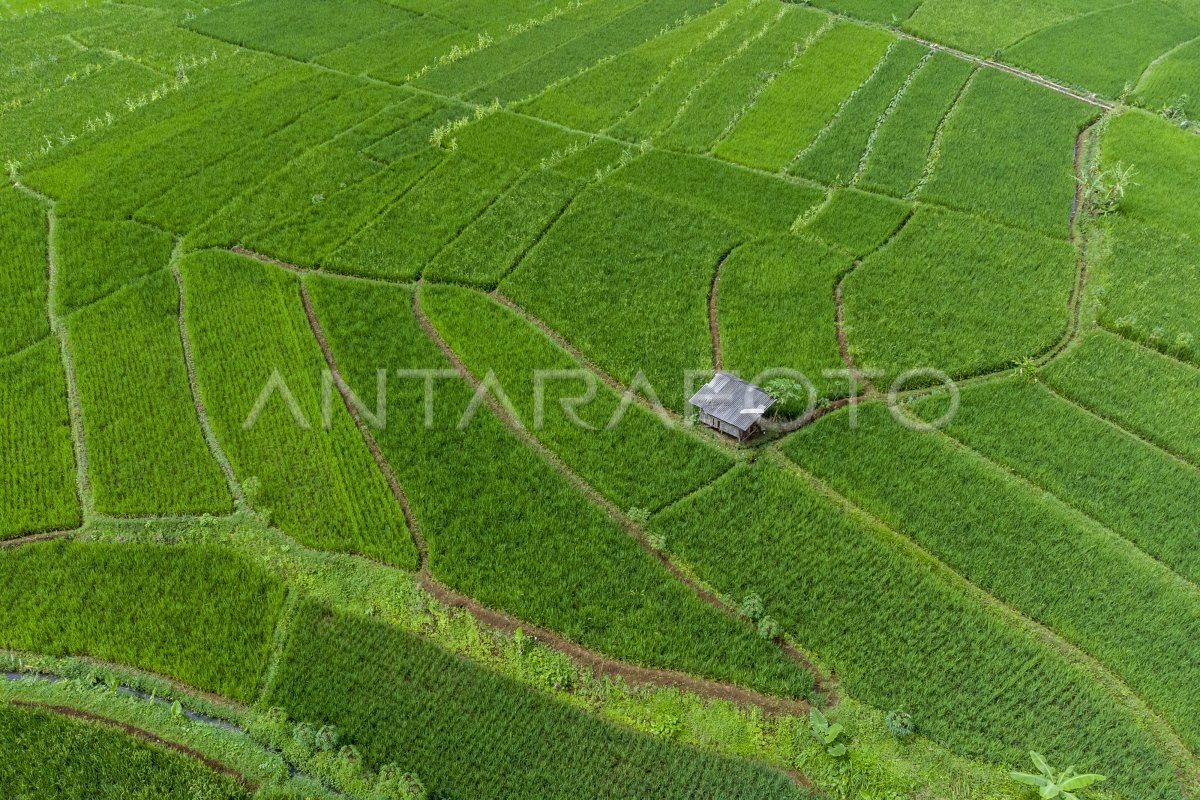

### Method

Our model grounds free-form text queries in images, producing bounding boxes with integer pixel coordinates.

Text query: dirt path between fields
[299,280,822,715]
[0,530,75,549]
[9,699,256,789]
[708,248,732,372]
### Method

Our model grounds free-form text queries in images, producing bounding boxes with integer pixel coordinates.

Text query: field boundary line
[707,245,735,371]
[255,586,301,701]
[173,254,245,512]
[1041,382,1200,474]
[0,530,77,549]
[919,405,1200,599]
[300,280,814,713]
[1133,30,1200,94]
[853,49,933,185]
[772,451,1200,782]
[15,182,94,521]
[909,65,978,200]
[490,184,578,288]
[414,282,831,695]
[419,169,523,281]
[998,0,1140,55]
[785,38,900,174]
[1100,321,1200,374]
[7,700,258,789]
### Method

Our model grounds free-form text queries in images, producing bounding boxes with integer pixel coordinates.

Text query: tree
[1010,751,1106,799]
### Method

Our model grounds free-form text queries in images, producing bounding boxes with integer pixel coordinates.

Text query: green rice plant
[791,39,930,185]
[423,168,583,287]
[413,0,644,98]
[1102,110,1200,238]
[502,183,744,411]
[0,540,283,700]
[717,234,853,399]
[305,275,811,696]
[467,0,723,105]
[180,251,415,568]
[137,81,402,234]
[1043,330,1200,466]
[267,601,814,800]
[785,401,1200,755]
[841,207,1075,384]
[857,52,976,197]
[0,185,50,356]
[0,704,250,800]
[714,23,895,171]
[810,0,924,24]
[919,376,1200,586]
[0,339,80,538]
[609,0,785,141]
[54,218,174,316]
[186,0,410,62]
[418,283,733,509]
[650,458,1183,800]
[612,149,825,235]
[316,11,465,76]
[801,188,912,256]
[920,70,1097,237]
[323,153,523,280]
[518,0,752,130]
[657,5,826,153]
[900,0,1112,56]
[443,110,588,170]
[68,271,232,517]
[1135,36,1200,118]
[1005,0,1200,98]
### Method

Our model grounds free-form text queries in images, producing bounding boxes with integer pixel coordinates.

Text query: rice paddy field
[2,1,1199,798]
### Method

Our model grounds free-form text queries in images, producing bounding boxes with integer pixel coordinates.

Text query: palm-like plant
[1010,751,1106,799]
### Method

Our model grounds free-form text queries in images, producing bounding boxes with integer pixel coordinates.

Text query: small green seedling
[809,708,847,757]
[1010,751,1105,799]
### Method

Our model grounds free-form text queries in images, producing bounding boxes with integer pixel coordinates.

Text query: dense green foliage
[650,458,1182,799]
[0,541,282,700]
[268,600,812,800]
[55,219,174,316]
[843,207,1074,382]
[0,704,250,800]
[802,189,912,256]
[0,340,79,538]
[70,272,231,516]
[785,401,1200,754]
[419,283,733,509]
[307,275,812,697]
[1044,330,1200,466]
[0,186,49,356]
[923,377,1200,585]
[181,251,414,568]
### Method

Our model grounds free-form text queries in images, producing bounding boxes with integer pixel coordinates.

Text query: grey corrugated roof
[688,372,776,431]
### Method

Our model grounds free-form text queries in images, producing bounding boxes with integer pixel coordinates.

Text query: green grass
[842,207,1075,383]
[650,457,1184,800]
[503,182,744,411]
[306,275,812,697]
[801,188,912,256]
[418,283,733,509]
[921,376,1200,586]
[0,540,282,701]
[1043,330,1200,466]
[608,0,787,142]
[0,704,250,800]
[1006,0,1200,98]
[792,39,930,185]
[785,401,1200,755]
[717,234,853,398]
[180,250,415,568]
[69,271,232,517]
[921,69,1096,236]
[0,340,80,539]
[715,23,895,171]
[612,149,825,236]
[901,0,1122,56]
[55,219,174,317]
[0,185,49,356]
[857,52,976,197]
[267,600,814,800]
[657,5,826,153]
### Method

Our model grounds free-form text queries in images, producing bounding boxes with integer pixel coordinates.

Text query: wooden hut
[688,372,775,442]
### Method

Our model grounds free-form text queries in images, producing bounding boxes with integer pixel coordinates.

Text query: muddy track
[299,280,816,712]
[412,282,833,700]
[0,530,76,549]
[834,267,875,395]
[9,699,256,788]
[708,248,732,372]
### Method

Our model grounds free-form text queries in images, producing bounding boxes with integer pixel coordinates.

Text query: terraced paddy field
[3,1,1200,798]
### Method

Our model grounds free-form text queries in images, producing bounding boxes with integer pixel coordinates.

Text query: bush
[885,709,915,740]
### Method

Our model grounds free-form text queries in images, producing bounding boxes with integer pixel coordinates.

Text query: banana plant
[808,708,847,757]
[1010,751,1106,799]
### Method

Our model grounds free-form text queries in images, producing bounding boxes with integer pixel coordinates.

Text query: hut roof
[688,372,776,432]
